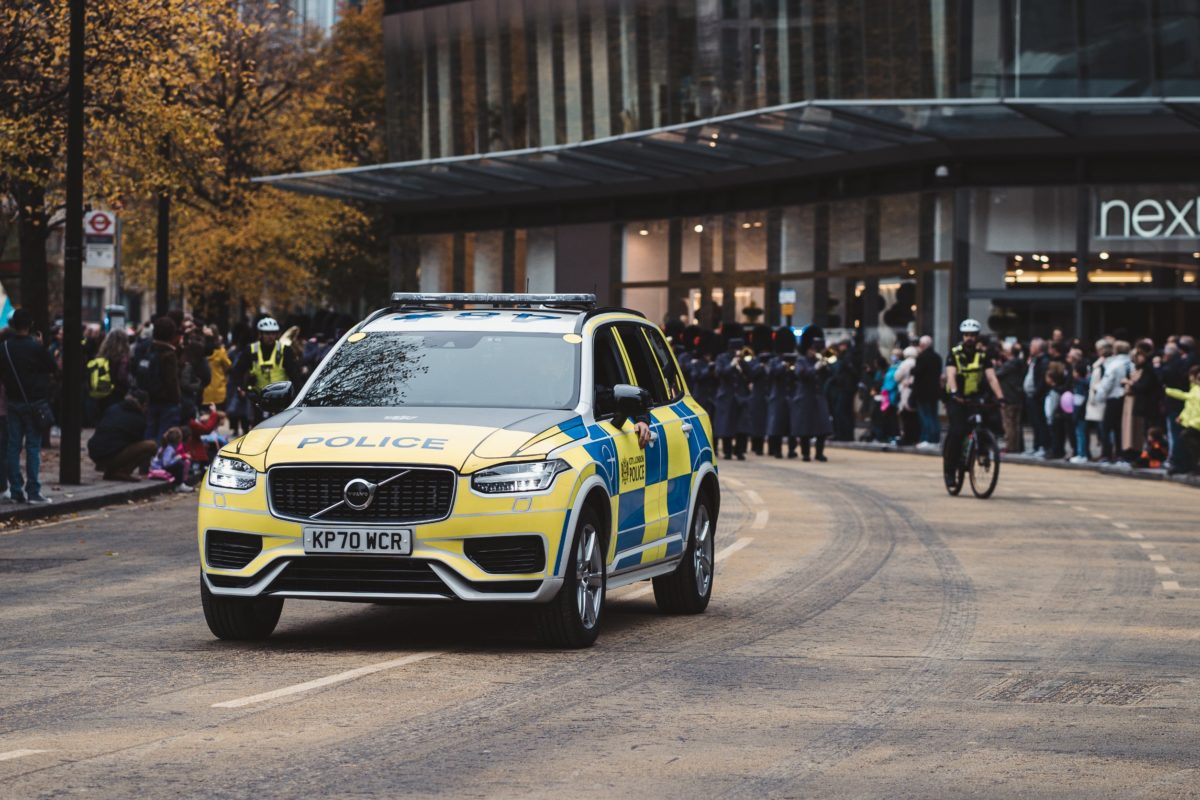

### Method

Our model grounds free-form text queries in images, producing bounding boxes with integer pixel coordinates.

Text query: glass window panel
[624,221,669,282]
[735,212,768,271]
[473,230,503,292]
[970,0,1005,97]
[832,198,864,270]
[1015,0,1079,97]
[1157,0,1200,94]
[970,187,1078,292]
[561,0,584,142]
[781,205,814,273]
[1091,184,1200,291]
[879,193,921,262]
[1081,1,1154,97]
[624,287,670,325]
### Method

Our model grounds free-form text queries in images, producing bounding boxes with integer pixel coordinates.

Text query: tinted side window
[592,325,628,417]
[617,324,669,406]
[643,327,686,402]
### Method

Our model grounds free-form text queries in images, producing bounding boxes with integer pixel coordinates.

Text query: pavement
[828,437,1200,488]
[0,450,1197,798]
[0,431,172,526]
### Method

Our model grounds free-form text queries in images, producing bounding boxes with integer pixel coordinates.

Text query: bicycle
[945,396,1001,499]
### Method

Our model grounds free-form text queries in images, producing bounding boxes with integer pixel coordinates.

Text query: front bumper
[197,471,579,603]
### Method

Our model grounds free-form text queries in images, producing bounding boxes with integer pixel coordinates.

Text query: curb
[825,439,1200,489]
[0,480,175,525]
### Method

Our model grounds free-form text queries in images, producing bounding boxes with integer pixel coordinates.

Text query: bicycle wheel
[968,430,1001,499]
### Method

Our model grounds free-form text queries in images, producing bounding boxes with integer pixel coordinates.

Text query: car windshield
[302,331,580,409]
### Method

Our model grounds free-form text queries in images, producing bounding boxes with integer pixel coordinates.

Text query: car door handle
[681,423,693,433]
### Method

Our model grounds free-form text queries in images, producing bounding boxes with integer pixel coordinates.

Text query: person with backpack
[137,317,181,442]
[88,329,132,422]
[0,309,59,504]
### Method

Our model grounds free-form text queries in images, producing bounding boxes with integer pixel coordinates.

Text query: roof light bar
[390,292,597,310]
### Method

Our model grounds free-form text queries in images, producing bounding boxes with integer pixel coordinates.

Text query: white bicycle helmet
[257,317,280,333]
[959,318,982,334]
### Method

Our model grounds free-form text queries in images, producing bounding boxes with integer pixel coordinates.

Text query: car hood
[226,406,586,473]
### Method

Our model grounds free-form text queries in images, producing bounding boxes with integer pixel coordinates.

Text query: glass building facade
[349,1,1200,350]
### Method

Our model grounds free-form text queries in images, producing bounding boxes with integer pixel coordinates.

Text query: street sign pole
[60,0,85,485]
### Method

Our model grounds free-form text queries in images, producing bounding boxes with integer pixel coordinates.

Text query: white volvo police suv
[198,293,719,647]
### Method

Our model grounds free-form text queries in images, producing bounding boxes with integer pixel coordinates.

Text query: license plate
[303,527,412,555]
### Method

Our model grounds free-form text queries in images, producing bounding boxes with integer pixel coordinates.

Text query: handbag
[4,340,55,430]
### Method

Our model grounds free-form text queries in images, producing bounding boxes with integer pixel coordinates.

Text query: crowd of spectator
[0,308,353,504]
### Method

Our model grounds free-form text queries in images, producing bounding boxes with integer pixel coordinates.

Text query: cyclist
[943,319,1005,489]
[231,317,303,424]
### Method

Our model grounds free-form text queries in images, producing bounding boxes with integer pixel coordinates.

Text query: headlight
[471,459,569,494]
[208,455,258,490]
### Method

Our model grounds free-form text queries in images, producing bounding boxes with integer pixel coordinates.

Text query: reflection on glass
[304,332,579,409]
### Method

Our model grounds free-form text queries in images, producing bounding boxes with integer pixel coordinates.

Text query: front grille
[464,535,546,574]
[268,466,455,523]
[206,530,263,570]
[265,556,452,597]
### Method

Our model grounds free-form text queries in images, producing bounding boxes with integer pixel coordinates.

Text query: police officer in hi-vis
[942,318,1005,488]
[232,317,303,423]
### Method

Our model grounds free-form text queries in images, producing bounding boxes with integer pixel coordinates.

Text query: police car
[198,293,719,647]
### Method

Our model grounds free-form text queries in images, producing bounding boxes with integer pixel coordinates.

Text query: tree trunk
[15,180,51,336]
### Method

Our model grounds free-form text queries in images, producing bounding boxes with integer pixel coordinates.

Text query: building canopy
[255,98,1200,207]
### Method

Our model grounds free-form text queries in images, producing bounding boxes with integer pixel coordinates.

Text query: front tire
[653,490,715,614]
[201,577,283,641]
[536,506,605,648]
[968,432,1001,499]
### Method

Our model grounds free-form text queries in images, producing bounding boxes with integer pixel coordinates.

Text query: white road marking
[0,749,50,762]
[752,509,769,529]
[0,514,101,536]
[1139,543,1156,550]
[1029,493,1045,498]
[1148,554,1166,562]
[1162,581,1182,591]
[1127,532,1145,540]
[212,651,444,709]
[620,537,756,600]
[1154,565,1176,576]
[743,489,763,506]
[1071,506,1088,512]
[1051,499,1068,505]
[1111,521,1130,529]
[723,477,744,488]
[1091,513,1110,520]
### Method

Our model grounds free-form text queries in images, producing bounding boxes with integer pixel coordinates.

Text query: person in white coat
[1083,340,1111,461]
[1097,340,1132,461]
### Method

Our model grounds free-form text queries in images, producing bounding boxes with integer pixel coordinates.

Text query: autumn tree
[0,0,222,333]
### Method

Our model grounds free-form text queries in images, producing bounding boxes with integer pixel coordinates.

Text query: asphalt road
[1,450,1198,799]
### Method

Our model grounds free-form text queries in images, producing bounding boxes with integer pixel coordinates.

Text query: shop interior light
[1193,252,1200,258]
[1040,255,1050,263]
[1099,251,1110,260]
[708,141,717,148]
[752,221,763,228]
[638,228,649,236]
[742,222,752,229]
[1185,273,1197,283]
[693,223,704,233]
[1014,268,1024,276]
[1031,253,1040,260]
[1013,255,1023,262]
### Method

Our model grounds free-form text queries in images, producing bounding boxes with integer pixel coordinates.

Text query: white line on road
[1072,506,1088,512]
[723,477,744,488]
[1091,512,1110,520]
[1028,493,1045,498]
[621,537,755,600]
[1051,499,1067,505]
[1148,554,1166,562]
[743,489,763,506]
[752,509,769,529]
[0,749,50,762]
[1112,521,1130,529]
[1162,581,1182,591]
[1154,565,1176,576]
[212,651,444,709]
[1127,532,1145,540]
[0,514,101,536]
[1139,543,1156,550]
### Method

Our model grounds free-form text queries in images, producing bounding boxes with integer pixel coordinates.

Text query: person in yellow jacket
[1165,364,1200,475]
[202,325,232,409]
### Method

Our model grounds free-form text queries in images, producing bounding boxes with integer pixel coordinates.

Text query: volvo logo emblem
[343,478,377,511]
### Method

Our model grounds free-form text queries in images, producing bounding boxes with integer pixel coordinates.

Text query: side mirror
[612,383,650,428]
[261,381,295,413]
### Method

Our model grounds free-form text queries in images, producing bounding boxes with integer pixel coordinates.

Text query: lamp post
[60,0,85,485]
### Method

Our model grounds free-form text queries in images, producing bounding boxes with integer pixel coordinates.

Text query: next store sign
[1098,197,1200,240]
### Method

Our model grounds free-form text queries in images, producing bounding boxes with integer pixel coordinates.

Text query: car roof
[361,308,644,335]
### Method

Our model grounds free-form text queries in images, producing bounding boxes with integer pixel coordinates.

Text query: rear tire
[968,432,1001,499]
[201,577,283,641]
[653,490,715,614]
[536,506,605,648]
